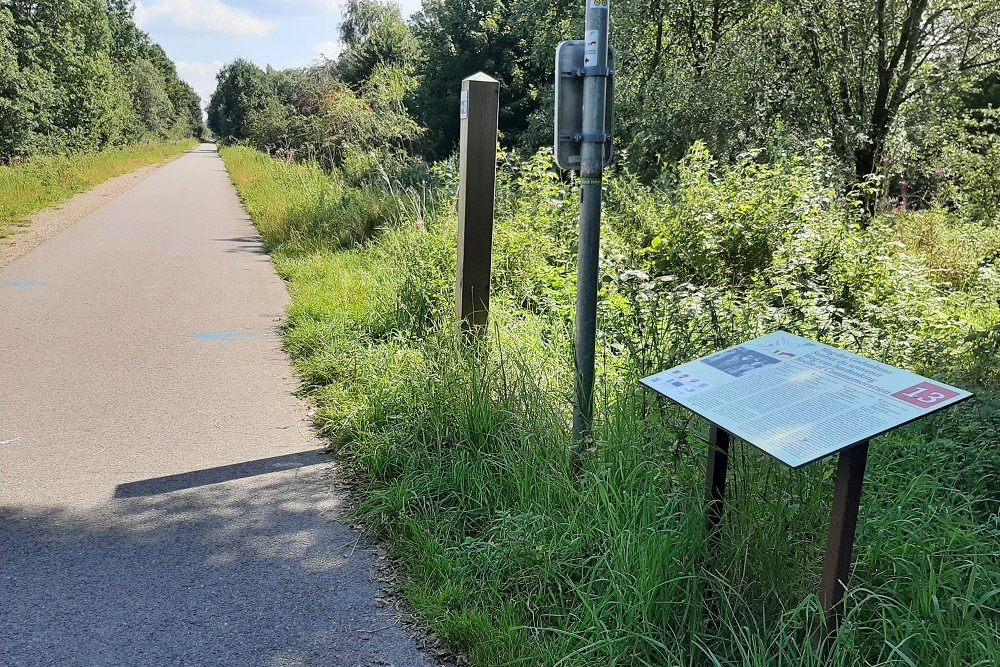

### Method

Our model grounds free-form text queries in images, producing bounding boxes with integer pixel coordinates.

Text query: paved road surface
[0,145,431,666]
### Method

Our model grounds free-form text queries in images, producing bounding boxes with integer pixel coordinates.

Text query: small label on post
[460,91,469,119]
[584,29,599,65]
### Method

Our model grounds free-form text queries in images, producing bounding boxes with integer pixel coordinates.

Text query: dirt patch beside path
[0,162,163,269]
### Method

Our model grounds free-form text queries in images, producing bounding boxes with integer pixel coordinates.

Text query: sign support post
[705,424,731,547]
[819,440,870,636]
[572,0,612,452]
[455,73,500,334]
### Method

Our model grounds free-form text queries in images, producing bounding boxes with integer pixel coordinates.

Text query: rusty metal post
[705,424,731,547]
[819,440,870,637]
[455,72,500,333]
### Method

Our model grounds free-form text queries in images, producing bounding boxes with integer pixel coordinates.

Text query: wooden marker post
[455,72,500,333]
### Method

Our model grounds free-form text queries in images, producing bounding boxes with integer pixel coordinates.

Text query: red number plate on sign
[892,382,960,408]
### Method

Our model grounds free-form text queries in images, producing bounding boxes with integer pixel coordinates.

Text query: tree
[792,0,1000,200]
[170,79,206,139]
[131,57,174,137]
[0,6,25,159]
[337,0,419,87]
[409,0,546,159]
[602,0,817,178]
[207,59,281,143]
[0,0,202,160]
[340,0,399,47]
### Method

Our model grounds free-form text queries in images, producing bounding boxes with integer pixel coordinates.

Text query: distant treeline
[208,0,1000,203]
[206,0,422,177]
[0,0,204,163]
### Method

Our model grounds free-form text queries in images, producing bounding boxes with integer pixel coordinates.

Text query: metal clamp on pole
[561,66,614,78]
[576,132,612,143]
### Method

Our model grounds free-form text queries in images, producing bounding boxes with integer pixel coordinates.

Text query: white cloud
[290,0,347,14]
[287,0,421,18]
[312,41,343,63]
[397,0,423,17]
[176,60,225,111]
[135,0,277,39]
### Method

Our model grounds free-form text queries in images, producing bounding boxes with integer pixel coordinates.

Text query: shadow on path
[113,451,328,498]
[0,462,427,667]
[212,236,269,256]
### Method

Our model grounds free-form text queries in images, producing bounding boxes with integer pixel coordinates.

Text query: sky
[134,0,423,110]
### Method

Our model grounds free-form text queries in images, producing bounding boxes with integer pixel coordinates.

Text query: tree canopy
[208,1,423,172]
[199,0,999,216]
[0,0,204,162]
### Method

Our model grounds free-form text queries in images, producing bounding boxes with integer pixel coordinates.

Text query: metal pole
[705,424,731,549]
[572,0,610,451]
[819,440,870,639]
[702,423,731,633]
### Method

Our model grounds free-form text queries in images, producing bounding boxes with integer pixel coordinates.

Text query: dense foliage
[209,0,1000,193]
[208,0,1000,664]
[222,131,1000,664]
[208,56,420,174]
[207,0,422,173]
[0,0,203,163]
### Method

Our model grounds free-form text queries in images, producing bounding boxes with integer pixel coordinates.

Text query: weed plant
[221,144,1000,666]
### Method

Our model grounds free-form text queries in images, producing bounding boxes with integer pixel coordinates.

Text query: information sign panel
[641,332,972,468]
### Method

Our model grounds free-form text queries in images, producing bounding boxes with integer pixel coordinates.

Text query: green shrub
[223,143,1000,667]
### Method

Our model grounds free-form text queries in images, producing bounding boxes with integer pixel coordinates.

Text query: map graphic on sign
[641,332,973,468]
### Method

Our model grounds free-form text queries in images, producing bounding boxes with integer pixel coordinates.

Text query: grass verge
[0,140,197,237]
[222,145,1000,667]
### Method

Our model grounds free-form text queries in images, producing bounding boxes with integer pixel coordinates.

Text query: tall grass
[0,140,197,237]
[221,145,1000,666]
[221,147,413,255]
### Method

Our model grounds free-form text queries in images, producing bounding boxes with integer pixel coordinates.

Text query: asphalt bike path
[0,144,431,666]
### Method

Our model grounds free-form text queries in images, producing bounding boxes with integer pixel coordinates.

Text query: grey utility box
[553,40,615,171]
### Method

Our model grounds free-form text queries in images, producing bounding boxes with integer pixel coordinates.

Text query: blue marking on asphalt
[4,280,47,288]
[196,330,262,341]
